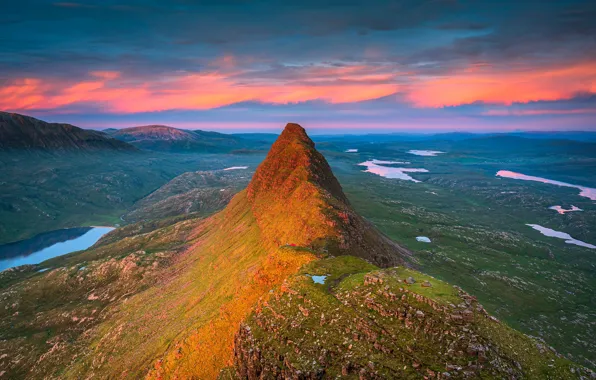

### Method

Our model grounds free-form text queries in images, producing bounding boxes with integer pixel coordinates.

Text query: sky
[1,0,595,133]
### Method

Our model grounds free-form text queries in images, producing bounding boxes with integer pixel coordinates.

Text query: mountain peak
[277,122,313,146]
[246,123,410,266]
[247,123,347,204]
[107,123,245,152]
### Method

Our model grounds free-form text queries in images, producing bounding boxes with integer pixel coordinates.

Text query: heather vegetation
[228,256,585,378]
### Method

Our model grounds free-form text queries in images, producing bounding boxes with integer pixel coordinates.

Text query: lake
[0,227,114,272]
[496,170,596,201]
[359,159,427,182]
[549,205,582,214]
[526,224,596,249]
[408,150,445,156]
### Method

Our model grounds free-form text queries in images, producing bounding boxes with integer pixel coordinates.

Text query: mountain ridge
[110,125,197,141]
[0,112,136,152]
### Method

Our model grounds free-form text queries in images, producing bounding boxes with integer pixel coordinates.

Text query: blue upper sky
[1,0,595,133]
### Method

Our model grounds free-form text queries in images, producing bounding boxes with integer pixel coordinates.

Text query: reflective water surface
[0,227,114,272]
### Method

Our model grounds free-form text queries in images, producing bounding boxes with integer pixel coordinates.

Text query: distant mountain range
[106,125,259,152]
[0,112,272,154]
[3,111,595,155]
[0,112,135,152]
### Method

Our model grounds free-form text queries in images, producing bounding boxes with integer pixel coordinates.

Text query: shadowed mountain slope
[0,112,135,152]
[123,168,252,223]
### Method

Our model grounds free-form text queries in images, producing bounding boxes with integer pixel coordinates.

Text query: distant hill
[0,112,135,152]
[450,134,596,157]
[510,131,596,142]
[108,125,252,152]
[123,168,253,223]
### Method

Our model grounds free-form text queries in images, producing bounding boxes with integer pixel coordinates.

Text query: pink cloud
[0,64,399,114]
[483,108,596,116]
[2,57,595,115]
[408,62,596,108]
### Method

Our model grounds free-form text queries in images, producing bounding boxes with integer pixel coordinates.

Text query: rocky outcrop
[228,259,591,379]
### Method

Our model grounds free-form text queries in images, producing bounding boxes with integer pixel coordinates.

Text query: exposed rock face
[247,123,348,205]
[0,112,135,152]
[247,123,410,267]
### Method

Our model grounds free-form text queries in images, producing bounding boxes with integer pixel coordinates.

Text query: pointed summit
[246,123,410,266]
[248,122,347,204]
[277,122,312,145]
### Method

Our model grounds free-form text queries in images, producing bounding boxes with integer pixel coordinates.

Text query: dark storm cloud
[409,0,596,72]
[0,0,460,79]
[3,0,592,80]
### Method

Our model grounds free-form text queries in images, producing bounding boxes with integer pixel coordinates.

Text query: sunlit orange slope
[58,123,411,379]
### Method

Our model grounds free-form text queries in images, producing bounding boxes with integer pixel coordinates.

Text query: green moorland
[324,135,596,368]
[0,132,595,374]
[0,191,315,379]
[0,151,264,244]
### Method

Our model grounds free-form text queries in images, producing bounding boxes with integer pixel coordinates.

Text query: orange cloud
[408,62,596,107]
[0,65,398,113]
[90,71,121,80]
[3,59,594,114]
[483,108,596,116]
[0,79,51,110]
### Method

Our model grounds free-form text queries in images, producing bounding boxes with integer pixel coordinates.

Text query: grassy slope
[0,191,314,379]
[230,256,585,379]
[0,211,197,377]
[0,151,264,244]
[123,169,252,223]
[82,191,313,379]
